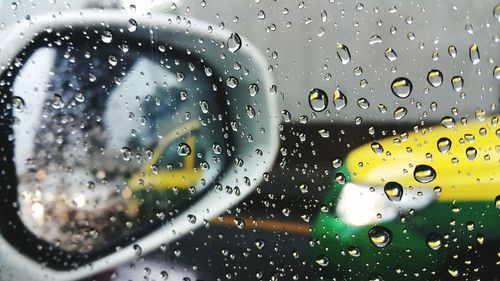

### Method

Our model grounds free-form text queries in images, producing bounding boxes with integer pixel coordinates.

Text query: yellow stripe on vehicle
[128,120,203,191]
[346,115,500,201]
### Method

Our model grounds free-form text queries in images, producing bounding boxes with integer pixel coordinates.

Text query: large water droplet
[371,142,384,154]
[133,244,142,257]
[384,48,397,62]
[308,88,328,112]
[11,96,25,112]
[332,89,347,110]
[391,77,412,98]
[315,255,330,266]
[451,76,463,92]
[347,245,361,257]
[494,4,500,22]
[437,137,452,153]
[177,143,191,157]
[427,69,443,87]
[494,66,500,80]
[121,147,132,162]
[254,239,265,249]
[413,164,436,183]
[187,214,197,224]
[466,147,477,161]
[440,116,455,128]
[226,76,239,88]
[468,43,480,65]
[368,35,382,45]
[160,271,169,280]
[384,181,403,202]
[128,18,138,32]
[336,43,351,64]
[368,226,392,248]
[448,266,459,277]
[357,98,369,109]
[426,233,443,250]
[101,30,113,43]
[234,218,245,229]
[249,84,259,96]
[227,32,242,53]
[393,107,407,120]
[448,45,457,58]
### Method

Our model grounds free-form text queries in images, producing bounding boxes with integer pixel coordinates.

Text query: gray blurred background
[1,0,498,125]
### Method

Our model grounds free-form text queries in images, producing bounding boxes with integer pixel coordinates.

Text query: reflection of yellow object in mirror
[128,119,203,192]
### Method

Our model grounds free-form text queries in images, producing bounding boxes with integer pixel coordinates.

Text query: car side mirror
[0,9,278,280]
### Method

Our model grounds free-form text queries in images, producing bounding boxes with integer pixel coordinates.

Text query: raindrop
[336,43,351,64]
[448,45,457,58]
[246,105,256,118]
[177,143,191,157]
[494,66,500,80]
[427,69,443,87]
[320,10,328,22]
[426,233,443,250]
[353,66,363,76]
[437,137,452,153]
[160,271,169,280]
[108,55,117,66]
[440,116,455,128]
[255,239,265,249]
[298,183,309,193]
[101,30,113,43]
[249,84,259,96]
[347,245,360,257]
[378,104,387,113]
[187,214,197,224]
[226,77,239,88]
[495,4,500,21]
[281,110,291,122]
[121,147,132,162]
[234,218,245,229]
[357,98,369,109]
[11,96,25,112]
[257,10,266,20]
[133,244,142,257]
[332,89,347,110]
[50,94,64,109]
[315,255,330,266]
[308,88,328,112]
[368,35,382,45]
[371,142,384,154]
[448,267,459,277]
[128,18,138,32]
[495,195,500,209]
[413,164,436,183]
[212,143,222,155]
[391,77,412,98]
[384,181,403,202]
[74,93,86,103]
[318,129,330,138]
[466,147,477,161]
[335,172,346,185]
[368,226,392,248]
[393,107,407,120]
[227,33,242,53]
[451,76,463,92]
[468,43,480,65]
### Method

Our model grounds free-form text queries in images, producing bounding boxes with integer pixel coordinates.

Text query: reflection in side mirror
[14,41,227,254]
[0,10,277,278]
